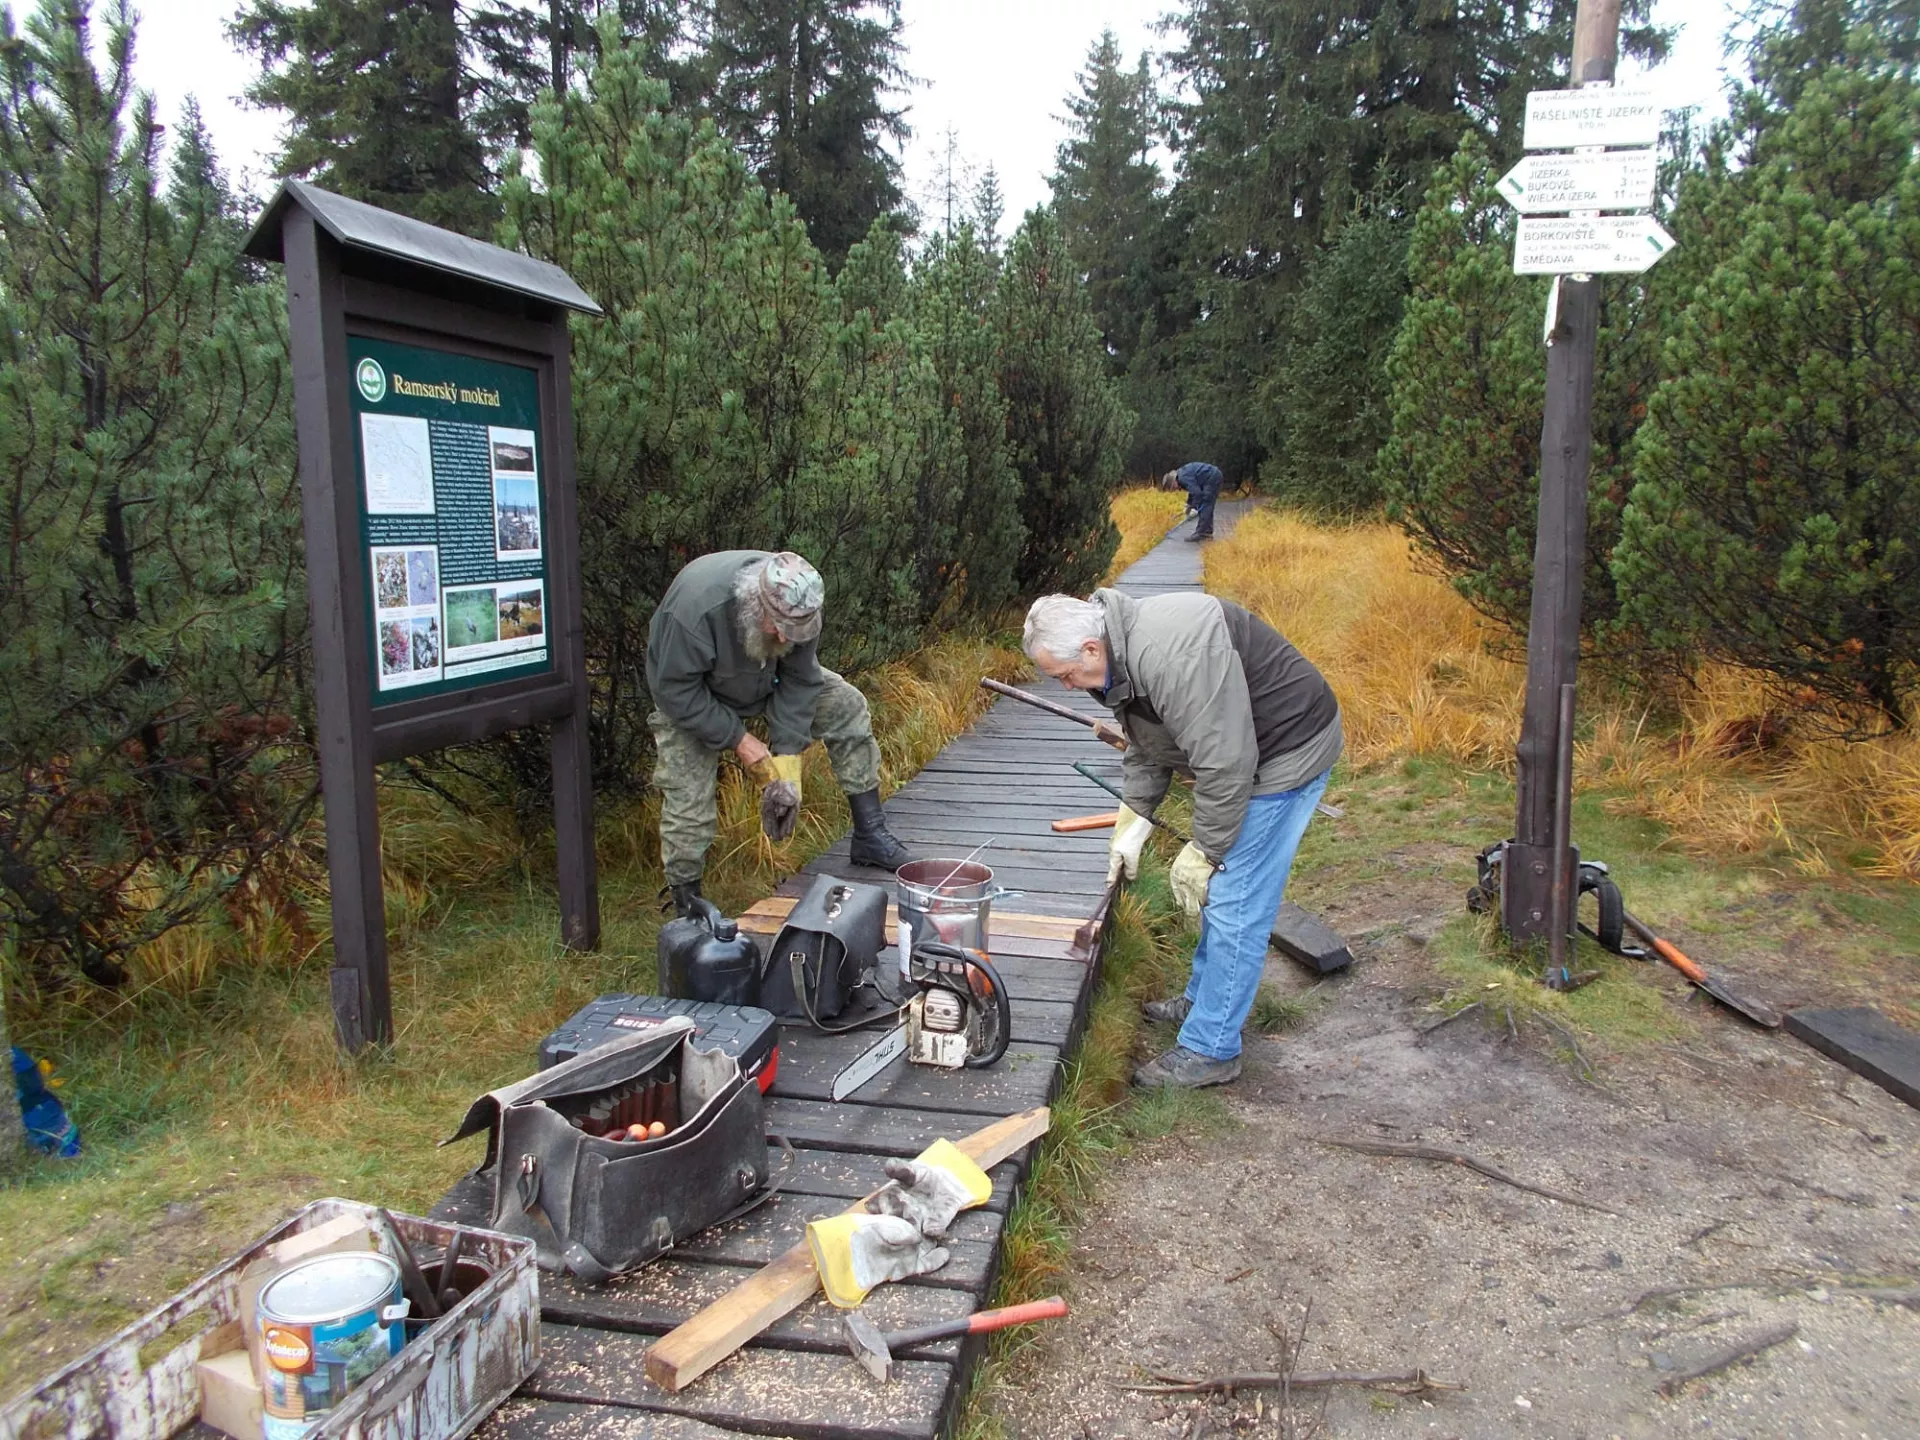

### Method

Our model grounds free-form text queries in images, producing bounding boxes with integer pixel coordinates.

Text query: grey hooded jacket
[646,550,826,754]
[1088,587,1342,863]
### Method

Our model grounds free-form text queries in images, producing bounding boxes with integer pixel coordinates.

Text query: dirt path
[991,852,1920,1440]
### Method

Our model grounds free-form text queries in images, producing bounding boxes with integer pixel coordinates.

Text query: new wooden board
[741,897,1087,943]
[1785,1006,1920,1110]
[531,1324,956,1440]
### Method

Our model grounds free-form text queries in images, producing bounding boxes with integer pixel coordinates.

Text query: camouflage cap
[758,552,825,642]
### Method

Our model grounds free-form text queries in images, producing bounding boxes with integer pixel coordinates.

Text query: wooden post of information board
[1501,0,1624,949]
[246,182,604,1051]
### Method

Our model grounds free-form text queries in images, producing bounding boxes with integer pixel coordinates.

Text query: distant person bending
[1174,462,1225,541]
[1022,588,1342,1089]
[645,550,913,916]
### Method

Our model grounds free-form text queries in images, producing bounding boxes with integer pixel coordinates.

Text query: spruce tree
[1613,54,1920,728]
[995,209,1133,594]
[0,0,306,984]
[1050,33,1164,377]
[702,0,911,266]
[231,0,531,234]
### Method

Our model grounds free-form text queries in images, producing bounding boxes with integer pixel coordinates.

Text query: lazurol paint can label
[257,1251,410,1440]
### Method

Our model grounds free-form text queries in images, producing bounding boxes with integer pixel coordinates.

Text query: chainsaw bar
[832,1024,908,1101]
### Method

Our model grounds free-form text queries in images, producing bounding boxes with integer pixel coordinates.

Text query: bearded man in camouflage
[646,551,913,914]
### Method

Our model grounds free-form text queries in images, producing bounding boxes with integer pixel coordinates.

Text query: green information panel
[348,336,553,705]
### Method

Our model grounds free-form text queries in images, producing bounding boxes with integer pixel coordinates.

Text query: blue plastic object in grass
[12,1047,80,1157]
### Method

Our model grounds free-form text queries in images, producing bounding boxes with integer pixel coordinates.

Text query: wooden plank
[803,857,1111,898]
[811,840,1112,874]
[673,1192,1001,1289]
[772,1152,1021,1212]
[764,1100,1050,1165]
[1272,901,1354,974]
[642,1107,1048,1392]
[479,1399,757,1440]
[1785,1006,1920,1110]
[536,1325,956,1440]
[740,897,1087,943]
[770,1031,1063,1115]
[538,1262,976,1360]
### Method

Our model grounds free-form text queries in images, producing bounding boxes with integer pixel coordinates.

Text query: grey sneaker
[1132,1045,1242,1089]
[1142,994,1194,1025]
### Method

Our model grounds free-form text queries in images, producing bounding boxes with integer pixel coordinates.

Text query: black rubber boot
[847,790,913,871]
[666,879,704,918]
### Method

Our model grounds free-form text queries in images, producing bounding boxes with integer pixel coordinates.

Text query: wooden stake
[1052,812,1120,833]
[642,1106,1051,1392]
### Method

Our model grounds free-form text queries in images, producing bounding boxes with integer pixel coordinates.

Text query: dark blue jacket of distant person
[1177,462,1224,539]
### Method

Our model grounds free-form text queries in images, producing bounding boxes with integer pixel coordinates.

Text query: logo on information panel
[355,357,387,403]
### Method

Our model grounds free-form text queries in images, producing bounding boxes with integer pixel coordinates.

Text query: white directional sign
[1498,151,1658,214]
[1523,86,1660,150]
[1513,215,1675,275]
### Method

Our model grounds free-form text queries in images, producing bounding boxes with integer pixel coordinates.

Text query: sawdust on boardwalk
[987,860,1920,1440]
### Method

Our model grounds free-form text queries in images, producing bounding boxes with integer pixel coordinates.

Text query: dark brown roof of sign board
[242,178,602,315]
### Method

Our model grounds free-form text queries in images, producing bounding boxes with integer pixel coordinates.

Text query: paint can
[257,1251,409,1440]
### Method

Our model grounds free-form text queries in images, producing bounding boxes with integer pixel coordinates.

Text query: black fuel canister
[657,898,761,1007]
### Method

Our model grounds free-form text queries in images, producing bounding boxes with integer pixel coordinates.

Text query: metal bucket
[895,859,1015,957]
[257,1252,409,1440]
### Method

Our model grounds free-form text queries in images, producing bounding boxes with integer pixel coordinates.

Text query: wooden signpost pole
[1502,0,1625,950]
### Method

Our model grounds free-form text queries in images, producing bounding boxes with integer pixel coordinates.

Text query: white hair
[1023,595,1106,663]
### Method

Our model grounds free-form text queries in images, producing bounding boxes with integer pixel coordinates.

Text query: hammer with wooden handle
[844,1296,1069,1382]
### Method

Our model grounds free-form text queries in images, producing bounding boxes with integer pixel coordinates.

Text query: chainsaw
[831,942,1012,1100]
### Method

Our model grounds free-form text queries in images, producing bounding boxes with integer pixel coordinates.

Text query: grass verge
[953,865,1207,1440]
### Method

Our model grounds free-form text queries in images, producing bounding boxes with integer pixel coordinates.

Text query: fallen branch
[1415,1001,1481,1041]
[1120,1369,1465,1397]
[1657,1321,1798,1396]
[1313,1136,1622,1216]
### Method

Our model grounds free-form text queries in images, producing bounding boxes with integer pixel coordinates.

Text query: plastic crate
[0,1197,538,1440]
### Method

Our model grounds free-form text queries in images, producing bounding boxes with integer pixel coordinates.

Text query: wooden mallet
[844,1296,1069,1382]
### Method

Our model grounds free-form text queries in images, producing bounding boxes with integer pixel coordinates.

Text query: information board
[348,336,553,705]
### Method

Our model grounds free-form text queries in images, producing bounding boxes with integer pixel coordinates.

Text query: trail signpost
[244,182,603,1051]
[1513,215,1675,274]
[1488,0,1677,979]
[1498,151,1658,214]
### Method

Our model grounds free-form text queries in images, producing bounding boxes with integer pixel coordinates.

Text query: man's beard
[733,568,794,663]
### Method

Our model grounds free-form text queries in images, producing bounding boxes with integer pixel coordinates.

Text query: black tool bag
[759,874,891,1029]
[442,1020,771,1283]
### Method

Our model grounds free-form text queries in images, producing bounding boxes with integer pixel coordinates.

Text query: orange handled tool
[845,1296,1069,1382]
[1052,812,1119,833]
[1621,909,1780,1028]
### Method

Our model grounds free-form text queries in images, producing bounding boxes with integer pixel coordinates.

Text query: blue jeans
[1176,770,1330,1060]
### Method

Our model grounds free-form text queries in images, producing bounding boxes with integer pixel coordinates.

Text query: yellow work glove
[1106,804,1153,884]
[868,1139,993,1239]
[757,754,805,842]
[1169,841,1217,917]
[806,1212,949,1308]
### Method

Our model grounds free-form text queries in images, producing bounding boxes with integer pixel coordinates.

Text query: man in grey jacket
[1023,587,1342,1088]
[647,550,911,914]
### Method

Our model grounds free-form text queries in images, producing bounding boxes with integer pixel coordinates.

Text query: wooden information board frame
[245,182,603,1050]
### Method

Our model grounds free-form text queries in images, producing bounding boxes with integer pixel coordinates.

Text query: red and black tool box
[540,995,780,1093]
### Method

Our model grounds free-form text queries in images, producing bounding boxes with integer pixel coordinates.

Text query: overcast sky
[134,0,1738,222]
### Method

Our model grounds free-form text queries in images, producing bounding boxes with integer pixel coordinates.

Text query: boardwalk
[454,506,1243,1440]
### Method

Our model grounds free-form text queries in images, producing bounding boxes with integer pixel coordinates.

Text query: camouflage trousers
[650,669,883,885]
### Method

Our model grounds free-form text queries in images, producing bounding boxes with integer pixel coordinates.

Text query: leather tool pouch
[443,1019,770,1283]
[759,875,889,1029]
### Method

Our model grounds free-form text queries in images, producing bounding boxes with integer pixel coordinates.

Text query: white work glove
[1106,804,1153,884]
[869,1141,993,1239]
[806,1212,950,1308]
[1169,841,1217,917]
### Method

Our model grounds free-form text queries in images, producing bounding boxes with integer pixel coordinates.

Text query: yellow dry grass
[1205,507,1920,879]
[1103,486,1188,583]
